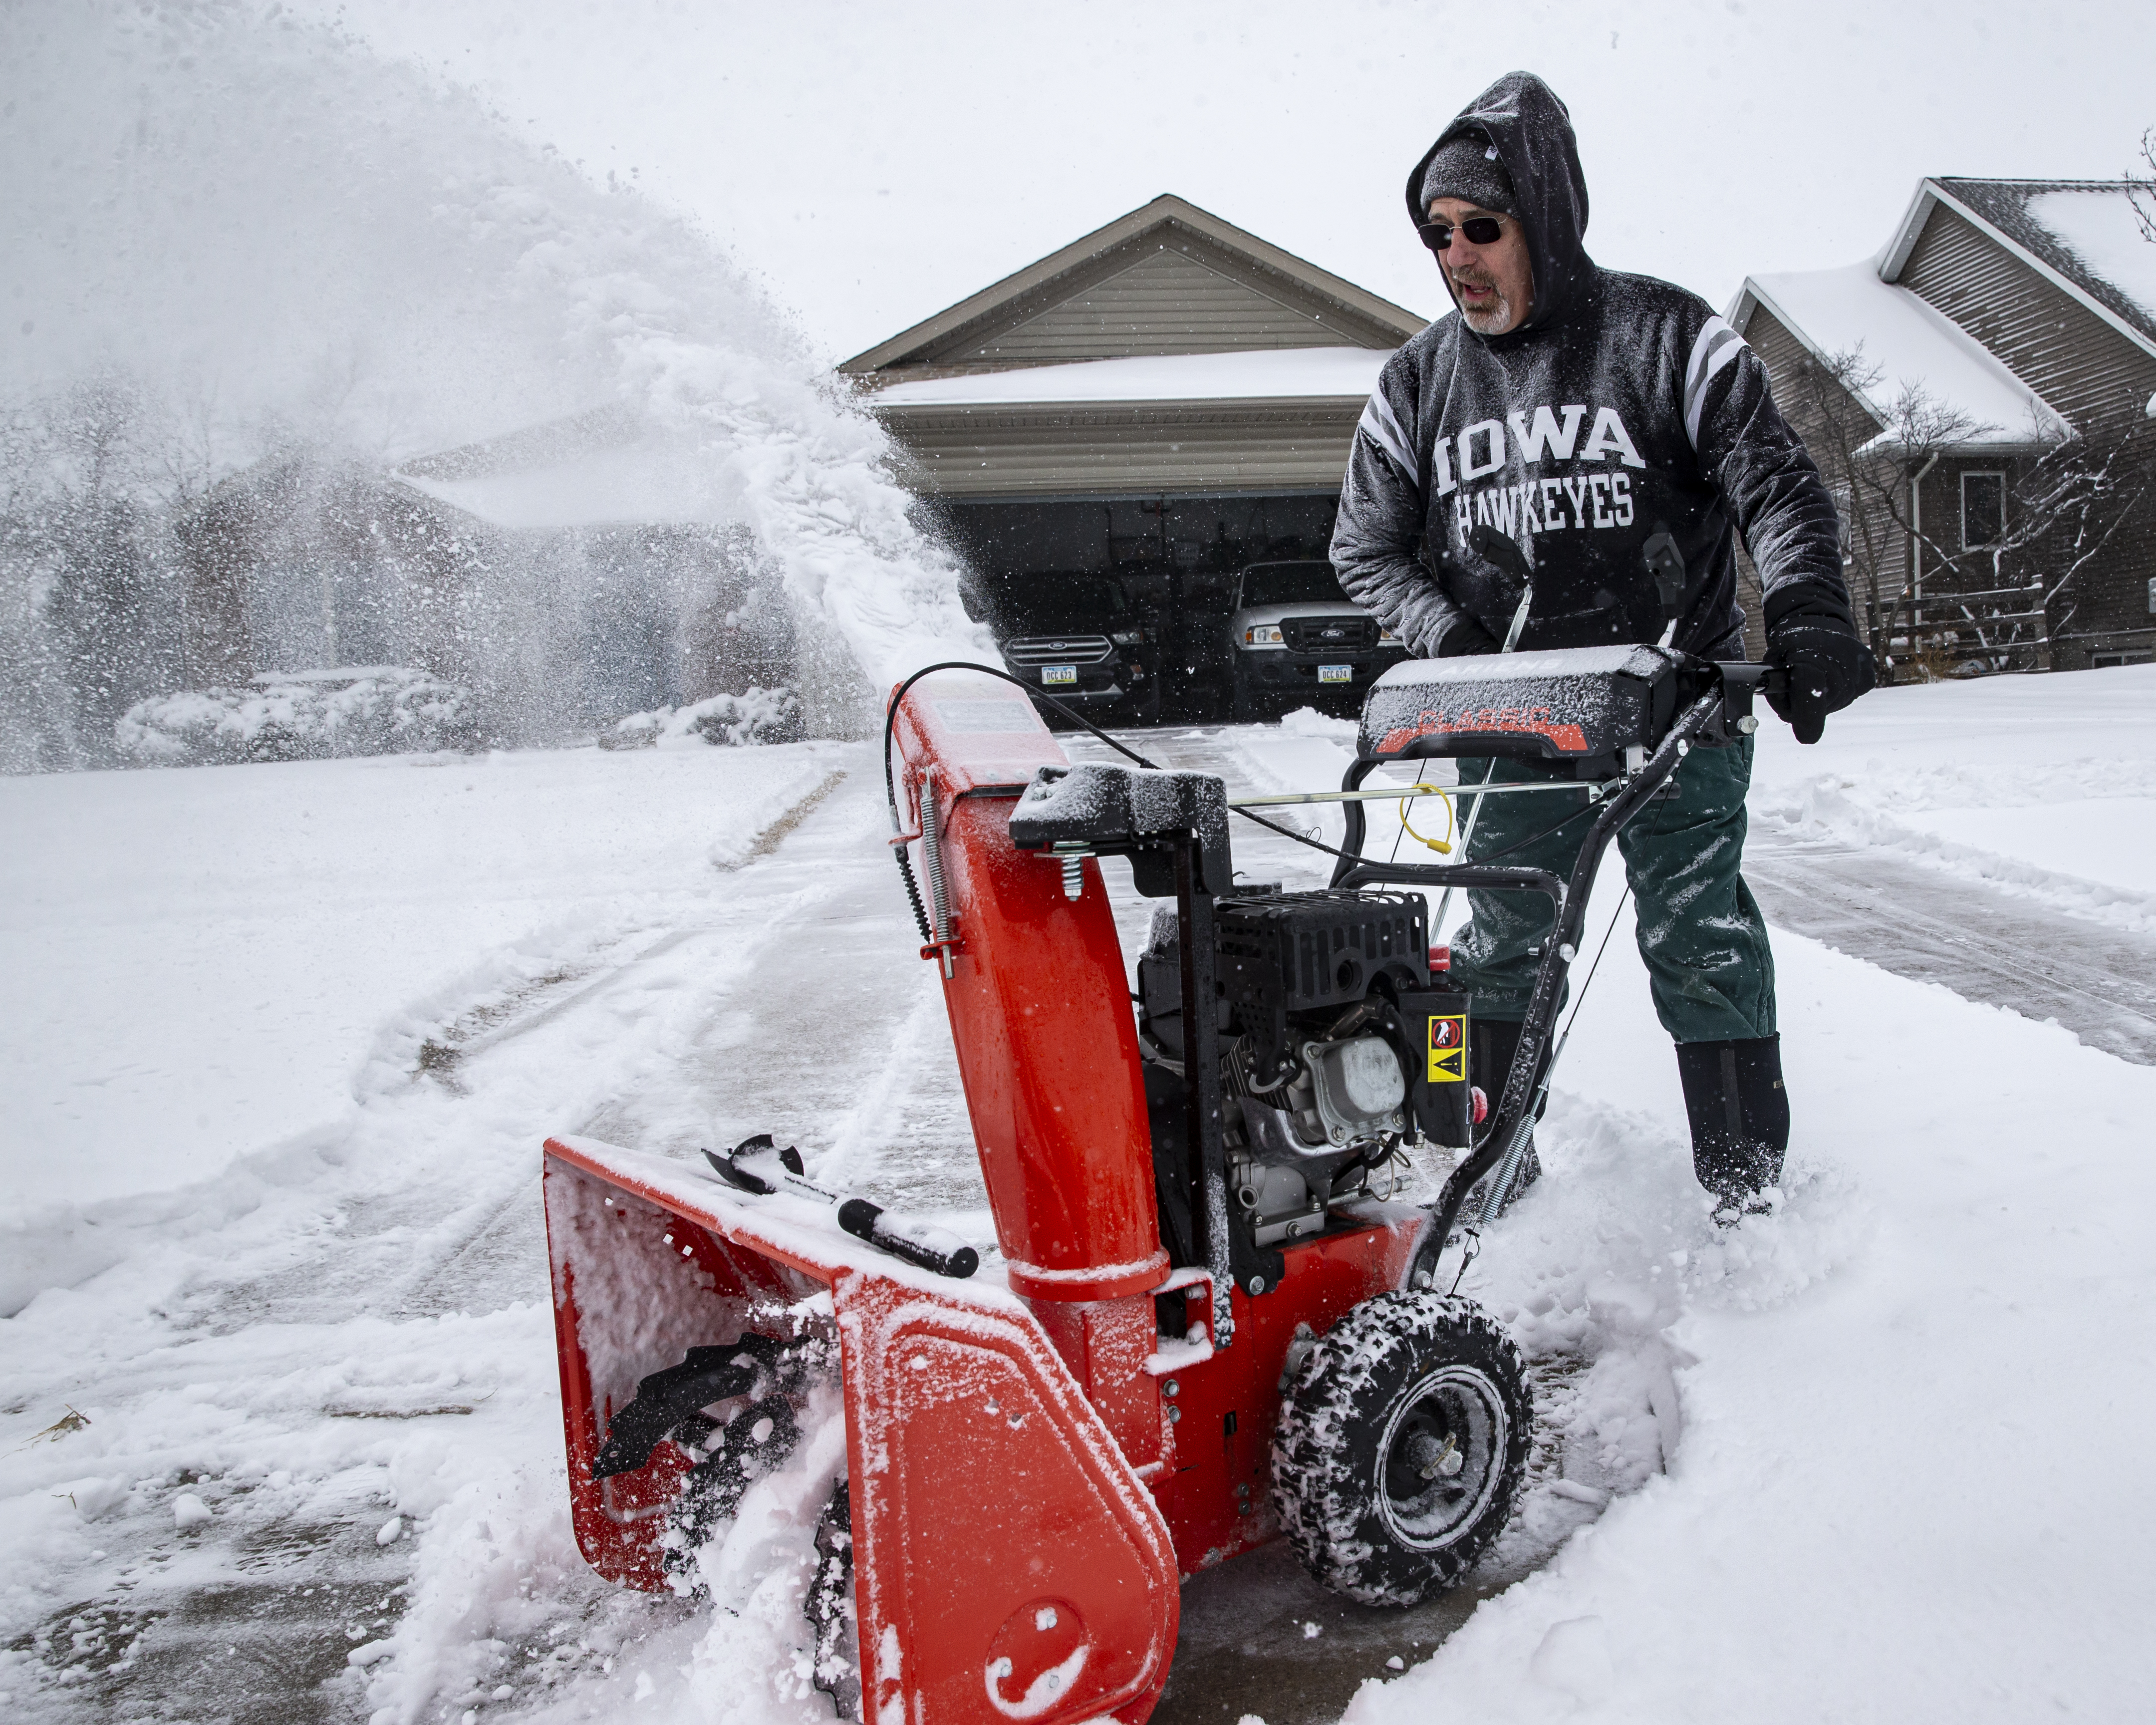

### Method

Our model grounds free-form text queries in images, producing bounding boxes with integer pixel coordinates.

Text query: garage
[842,196,1426,721]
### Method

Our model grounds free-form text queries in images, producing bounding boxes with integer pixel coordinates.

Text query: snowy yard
[3,666,2156,1723]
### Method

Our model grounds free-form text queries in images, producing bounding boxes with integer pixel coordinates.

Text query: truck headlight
[1245,624,1284,646]
[1109,631,1144,646]
[1379,627,1401,643]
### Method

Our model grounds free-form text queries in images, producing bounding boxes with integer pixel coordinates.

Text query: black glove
[1763,587,1874,745]
[1434,614,1500,657]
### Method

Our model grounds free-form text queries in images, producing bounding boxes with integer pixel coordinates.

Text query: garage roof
[842,195,1426,387]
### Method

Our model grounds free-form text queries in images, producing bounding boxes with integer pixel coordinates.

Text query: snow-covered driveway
[5,667,2156,1725]
[1,739,981,1724]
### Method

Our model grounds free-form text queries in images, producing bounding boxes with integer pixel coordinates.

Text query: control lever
[1707,661,1792,741]
[707,1136,979,1278]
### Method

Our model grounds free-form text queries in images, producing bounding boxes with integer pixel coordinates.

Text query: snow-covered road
[6,666,2156,1725]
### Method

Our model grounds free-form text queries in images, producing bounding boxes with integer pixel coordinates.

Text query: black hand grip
[836,1199,980,1279]
[1469,523,1531,581]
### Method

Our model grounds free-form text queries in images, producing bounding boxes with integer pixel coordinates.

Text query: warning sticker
[1428,1015,1467,1083]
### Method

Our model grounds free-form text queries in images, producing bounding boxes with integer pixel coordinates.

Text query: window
[1961,471,2006,551]
[1238,562,1344,608]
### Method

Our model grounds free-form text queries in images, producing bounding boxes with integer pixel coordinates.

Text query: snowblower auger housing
[543,1136,1181,1725]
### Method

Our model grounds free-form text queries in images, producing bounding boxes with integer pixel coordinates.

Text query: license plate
[1041,665,1078,686]
[1318,664,1352,684]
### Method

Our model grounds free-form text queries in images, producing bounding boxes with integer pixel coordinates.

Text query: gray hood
[1404,71,1594,337]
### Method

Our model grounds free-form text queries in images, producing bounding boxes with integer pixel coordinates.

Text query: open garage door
[934,492,1343,724]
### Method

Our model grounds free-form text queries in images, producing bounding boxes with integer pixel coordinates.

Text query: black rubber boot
[1467,1016,1541,1215]
[1675,1035,1790,1215]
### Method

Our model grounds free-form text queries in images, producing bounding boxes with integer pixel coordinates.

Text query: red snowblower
[542,641,1776,1725]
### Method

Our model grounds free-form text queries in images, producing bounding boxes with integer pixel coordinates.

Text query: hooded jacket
[1333,72,1848,662]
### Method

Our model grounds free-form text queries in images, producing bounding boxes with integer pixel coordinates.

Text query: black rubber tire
[1230,666,1263,724]
[1271,1292,1531,1606]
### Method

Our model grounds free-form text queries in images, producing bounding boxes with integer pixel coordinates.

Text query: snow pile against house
[0,2,984,772]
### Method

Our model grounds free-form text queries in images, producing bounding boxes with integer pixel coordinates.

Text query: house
[1731,178,2156,672]
[172,409,790,741]
[842,195,1428,717]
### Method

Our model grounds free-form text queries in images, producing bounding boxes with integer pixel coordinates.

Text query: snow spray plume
[0,1,987,771]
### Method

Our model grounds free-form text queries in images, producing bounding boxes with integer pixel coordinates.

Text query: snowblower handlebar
[1333,682,1729,1287]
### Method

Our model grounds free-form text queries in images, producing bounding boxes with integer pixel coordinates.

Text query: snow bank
[115,667,477,765]
[1750,663,2156,927]
[602,688,806,751]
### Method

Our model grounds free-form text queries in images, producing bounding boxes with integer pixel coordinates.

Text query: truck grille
[1282,615,1377,653]
[1005,635,1113,666]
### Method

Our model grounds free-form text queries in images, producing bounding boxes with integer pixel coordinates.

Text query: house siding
[971,247,1362,362]
[1899,203,2156,435]
[873,398,1363,500]
[896,226,1408,372]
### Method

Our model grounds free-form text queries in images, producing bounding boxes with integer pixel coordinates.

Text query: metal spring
[1061,854,1083,900]
[1477,1113,1536,1227]
[920,767,950,943]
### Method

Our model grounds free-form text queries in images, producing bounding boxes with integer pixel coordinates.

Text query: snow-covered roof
[1733,262,2068,450]
[1893,179,2156,355]
[2021,187,2156,334]
[395,434,728,531]
[863,346,1391,409]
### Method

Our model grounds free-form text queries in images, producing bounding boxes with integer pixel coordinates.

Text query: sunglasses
[1417,215,1506,253]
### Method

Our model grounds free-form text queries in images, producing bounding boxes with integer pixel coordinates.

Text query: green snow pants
[1447,737,1776,1044]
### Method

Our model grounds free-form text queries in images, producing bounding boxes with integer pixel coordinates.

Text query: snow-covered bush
[115,667,477,766]
[597,687,805,751]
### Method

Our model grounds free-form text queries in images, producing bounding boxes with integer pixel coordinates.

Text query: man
[1332,71,1873,1215]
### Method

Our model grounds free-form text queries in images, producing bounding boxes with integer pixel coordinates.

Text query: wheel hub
[1375,1365,1509,1550]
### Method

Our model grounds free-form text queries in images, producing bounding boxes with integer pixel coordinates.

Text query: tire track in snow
[1745,828,2156,1065]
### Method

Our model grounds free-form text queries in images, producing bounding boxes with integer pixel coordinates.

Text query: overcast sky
[302,0,2152,367]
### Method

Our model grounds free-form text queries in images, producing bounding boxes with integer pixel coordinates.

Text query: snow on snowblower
[541,637,1780,1725]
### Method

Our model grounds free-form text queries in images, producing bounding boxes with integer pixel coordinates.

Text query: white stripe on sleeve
[1357,388,1418,483]
[1683,316,1747,449]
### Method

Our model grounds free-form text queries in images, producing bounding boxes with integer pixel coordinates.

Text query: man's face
[1427,196,1533,336]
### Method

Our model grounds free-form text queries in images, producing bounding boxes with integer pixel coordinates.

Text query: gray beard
[1460,288,1521,335]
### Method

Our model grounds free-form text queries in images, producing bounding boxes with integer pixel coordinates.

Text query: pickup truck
[1227,560,1404,721]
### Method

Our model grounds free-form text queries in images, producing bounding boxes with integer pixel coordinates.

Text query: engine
[1136,889,1472,1250]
